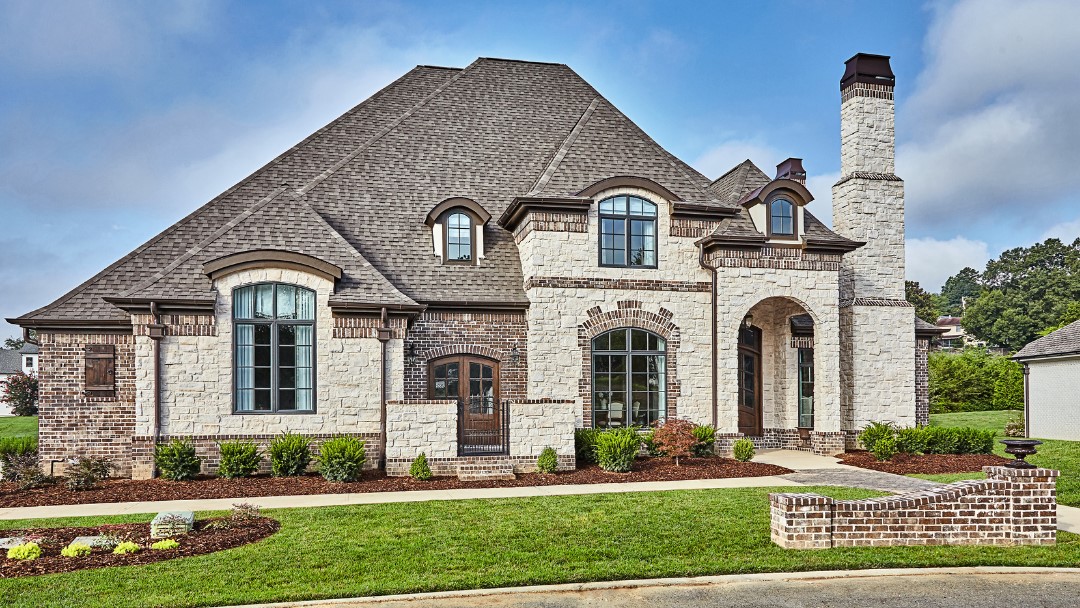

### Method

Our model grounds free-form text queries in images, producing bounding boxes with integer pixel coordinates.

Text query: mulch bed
[0,516,279,578]
[0,457,791,509]
[838,451,1011,475]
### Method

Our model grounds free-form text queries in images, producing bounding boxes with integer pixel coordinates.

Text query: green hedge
[929,349,1023,413]
[858,423,995,456]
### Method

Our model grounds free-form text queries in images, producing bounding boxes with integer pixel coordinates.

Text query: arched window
[599,195,657,267]
[769,197,795,237]
[592,328,666,428]
[234,283,316,413]
[444,211,474,262]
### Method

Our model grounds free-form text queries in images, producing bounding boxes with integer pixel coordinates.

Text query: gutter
[698,245,718,428]
[1022,363,1031,439]
[377,307,391,469]
[148,302,167,476]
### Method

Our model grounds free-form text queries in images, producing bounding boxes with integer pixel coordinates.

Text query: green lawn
[921,410,1080,507]
[4,488,1080,608]
[0,416,37,439]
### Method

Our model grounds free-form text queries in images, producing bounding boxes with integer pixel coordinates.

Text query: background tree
[2,337,24,350]
[1,372,39,416]
[905,280,940,322]
[938,267,982,317]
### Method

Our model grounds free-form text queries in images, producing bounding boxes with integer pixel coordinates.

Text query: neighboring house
[8,53,935,479]
[1013,320,1080,441]
[0,344,37,382]
[934,316,984,349]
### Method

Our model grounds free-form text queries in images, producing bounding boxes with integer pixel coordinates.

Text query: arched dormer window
[444,211,474,262]
[598,195,657,268]
[769,197,795,238]
[425,197,491,266]
[234,283,316,413]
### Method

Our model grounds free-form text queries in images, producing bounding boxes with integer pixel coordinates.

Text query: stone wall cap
[984,466,1060,478]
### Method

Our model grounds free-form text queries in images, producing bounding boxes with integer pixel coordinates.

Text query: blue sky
[2,0,1078,339]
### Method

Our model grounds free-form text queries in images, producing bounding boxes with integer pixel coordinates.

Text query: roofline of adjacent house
[915,326,950,338]
[1013,349,1080,363]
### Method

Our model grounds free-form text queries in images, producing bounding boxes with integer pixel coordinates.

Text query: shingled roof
[1014,320,1080,360]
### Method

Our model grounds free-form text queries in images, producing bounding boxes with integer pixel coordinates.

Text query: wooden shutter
[85,345,115,395]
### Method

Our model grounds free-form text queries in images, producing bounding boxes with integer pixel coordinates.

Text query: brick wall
[37,332,137,476]
[916,337,930,426]
[771,466,1059,549]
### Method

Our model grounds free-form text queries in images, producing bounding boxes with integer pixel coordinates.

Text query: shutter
[85,345,116,395]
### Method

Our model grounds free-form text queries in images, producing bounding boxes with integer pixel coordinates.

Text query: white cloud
[1041,217,1080,242]
[692,139,782,181]
[898,0,1080,229]
[906,236,990,292]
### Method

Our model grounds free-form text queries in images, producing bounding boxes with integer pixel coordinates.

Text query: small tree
[650,418,697,466]
[1,372,38,416]
[3,337,25,350]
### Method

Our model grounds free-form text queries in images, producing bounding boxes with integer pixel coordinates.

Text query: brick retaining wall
[771,466,1058,549]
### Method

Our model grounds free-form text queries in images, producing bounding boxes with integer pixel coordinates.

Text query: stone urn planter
[1000,439,1042,469]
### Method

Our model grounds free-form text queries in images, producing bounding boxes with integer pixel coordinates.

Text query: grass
[924,410,1080,506]
[4,487,1080,608]
[0,416,37,439]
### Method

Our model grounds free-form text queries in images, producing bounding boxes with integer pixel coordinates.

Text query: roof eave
[498,197,592,229]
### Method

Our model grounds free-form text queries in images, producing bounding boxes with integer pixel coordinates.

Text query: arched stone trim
[734,295,820,334]
[424,197,492,227]
[202,250,342,282]
[577,302,682,427]
[420,344,504,363]
[737,179,815,207]
[576,176,682,202]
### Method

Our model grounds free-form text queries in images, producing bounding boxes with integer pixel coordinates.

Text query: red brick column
[769,493,833,549]
[985,466,1059,546]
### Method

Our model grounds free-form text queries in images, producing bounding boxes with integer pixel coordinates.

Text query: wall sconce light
[406,343,419,365]
[743,314,754,329]
[510,345,521,365]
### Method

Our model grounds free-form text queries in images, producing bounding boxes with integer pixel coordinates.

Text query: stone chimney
[839,53,895,176]
[775,158,806,184]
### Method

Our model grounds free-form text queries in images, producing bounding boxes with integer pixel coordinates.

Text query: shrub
[7,542,41,561]
[872,435,898,461]
[3,452,48,489]
[1005,413,1025,437]
[268,432,311,477]
[409,453,433,481]
[217,440,262,479]
[732,438,755,462]
[113,541,140,555]
[929,349,1024,413]
[155,438,201,481]
[150,539,180,550]
[61,542,92,558]
[955,427,995,454]
[574,428,601,465]
[641,430,666,457]
[690,424,716,457]
[895,427,927,454]
[0,436,37,460]
[651,418,697,466]
[0,437,39,484]
[858,422,896,452]
[921,426,960,455]
[65,457,114,491]
[1,372,38,416]
[536,447,558,474]
[318,436,366,482]
[594,428,640,473]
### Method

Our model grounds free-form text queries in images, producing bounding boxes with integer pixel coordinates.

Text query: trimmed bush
[318,436,366,482]
[268,432,311,477]
[574,428,601,465]
[536,447,558,474]
[65,457,114,491]
[895,427,927,454]
[921,426,960,454]
[217,440,262,479]
[154,438,201,481]
[61,542,92,558]
[872,435,897,461]
[594,428,640,473]
[113,541,140,555]
[690,424,716,457]
[2,452,47,489]
[858,422,896,452]
[651,418,697,466]
[641,430,666,457]
[7,542,41,561]
[732,438,755,462]
[955,427,995,454]
[151,539,180,550]
[410,453,433,481]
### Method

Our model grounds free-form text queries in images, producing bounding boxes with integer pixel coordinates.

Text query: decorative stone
[0,537,27,549]
[72,535,119,549]
[150,511,195,539]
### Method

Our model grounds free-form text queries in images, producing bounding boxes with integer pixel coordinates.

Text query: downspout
[377,307,390,469]
[148,302,166,473]
[698,245,718,428]
[1022,363,1030,438]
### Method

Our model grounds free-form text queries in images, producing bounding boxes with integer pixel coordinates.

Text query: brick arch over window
[577,301,682,427]
[421,344,505,362]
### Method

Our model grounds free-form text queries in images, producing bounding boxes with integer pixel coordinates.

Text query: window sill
[231,410,318,415]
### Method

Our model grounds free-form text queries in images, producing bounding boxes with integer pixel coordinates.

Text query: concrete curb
[230,567,1080,607]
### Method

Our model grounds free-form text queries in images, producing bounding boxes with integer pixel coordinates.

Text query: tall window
[444,211,473,262]
[592,328,666,428]
[769,198,795,237]
[234,283,316,413]
[798,348,814,428]
[599,195,657,267]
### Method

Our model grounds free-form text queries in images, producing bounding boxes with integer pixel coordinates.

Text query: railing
[458,397,510,456]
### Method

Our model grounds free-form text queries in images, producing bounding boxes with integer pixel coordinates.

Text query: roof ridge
[708,159,755,187]
[17,65,454,322]
[526,97,601,196]
[116,186,289,298]
[296,60,481,197]
[476,57,567,67]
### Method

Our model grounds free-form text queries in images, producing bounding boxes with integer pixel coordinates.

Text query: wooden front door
[429,355,505,455]
[737,325,763,436]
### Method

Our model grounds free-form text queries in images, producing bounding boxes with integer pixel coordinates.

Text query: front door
[429,355,504,455]
[737,325,763,436]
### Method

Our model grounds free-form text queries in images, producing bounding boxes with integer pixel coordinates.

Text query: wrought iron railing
[458,397,509,456]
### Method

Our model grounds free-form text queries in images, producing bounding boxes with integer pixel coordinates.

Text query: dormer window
[599,195,657,268]
[768,197,795,238]
[444,211,474,262]
[426,197,491,266]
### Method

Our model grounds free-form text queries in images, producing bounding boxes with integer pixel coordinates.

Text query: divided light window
[592,328,666,428]
[444,211,473,262]
[599,195,657,268]
[234,283,316,413]
[769,198,795,237]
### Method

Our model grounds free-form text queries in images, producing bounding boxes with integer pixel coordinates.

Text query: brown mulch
[0,458,791,509]
[838,451,1011,475]
[0,516,278,578]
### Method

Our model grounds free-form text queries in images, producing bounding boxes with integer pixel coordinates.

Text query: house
[8,53,937,479]
[0,344,38,382]
[1013,320,1080,440]
[934,316,984,350]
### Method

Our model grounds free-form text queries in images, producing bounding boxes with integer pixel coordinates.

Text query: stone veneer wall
[840,302,917,435]
[402,311,527,402]
[385,399,458,461]
[915,337,930,427]
[771,467,1059,549]
[35,332,137,476]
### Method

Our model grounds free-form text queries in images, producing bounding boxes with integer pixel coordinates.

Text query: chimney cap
[776,158,806,181]
[841,53,895,90]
